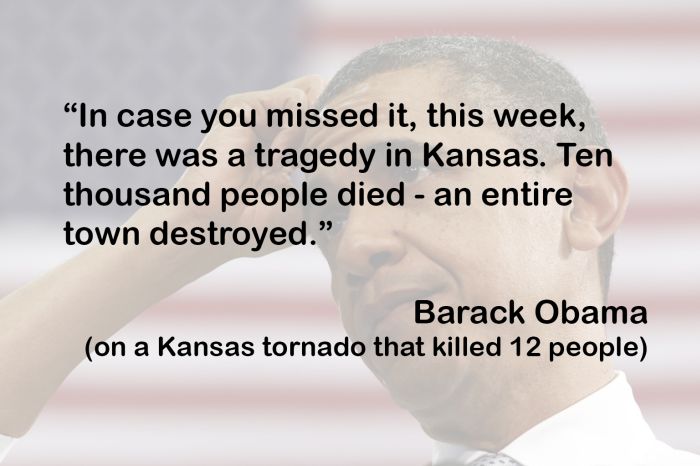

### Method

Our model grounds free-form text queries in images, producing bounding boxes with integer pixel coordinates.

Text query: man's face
[304,67,578,439]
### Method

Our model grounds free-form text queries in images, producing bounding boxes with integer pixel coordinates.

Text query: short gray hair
[318,36,614,299]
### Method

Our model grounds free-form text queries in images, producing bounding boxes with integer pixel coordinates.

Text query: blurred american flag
[1,0,698,464]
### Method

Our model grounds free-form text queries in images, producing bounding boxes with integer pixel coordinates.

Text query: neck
[418,338,615,451]
[492,358,615,448]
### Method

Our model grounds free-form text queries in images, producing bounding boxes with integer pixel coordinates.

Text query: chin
[374,360,484,444]
[419,416,469,444]
[410,398,485,446]
[378,358,465,414]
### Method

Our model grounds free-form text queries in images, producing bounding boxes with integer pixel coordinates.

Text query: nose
[334,209,406,287]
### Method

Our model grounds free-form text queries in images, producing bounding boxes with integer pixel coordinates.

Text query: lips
[355,283,444,344]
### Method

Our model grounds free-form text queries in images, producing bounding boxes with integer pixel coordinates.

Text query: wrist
[122,206,239,276]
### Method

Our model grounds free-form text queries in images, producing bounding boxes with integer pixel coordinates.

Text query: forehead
[302,68,436,181]
[303,66,512,186]
[323,66,451,113]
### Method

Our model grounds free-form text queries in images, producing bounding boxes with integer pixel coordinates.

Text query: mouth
[355,285,444,344]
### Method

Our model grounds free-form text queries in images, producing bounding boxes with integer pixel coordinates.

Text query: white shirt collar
[501,371,656,466]
[432,441,483,465]
[433,372,658,466]
[0,434,15,463]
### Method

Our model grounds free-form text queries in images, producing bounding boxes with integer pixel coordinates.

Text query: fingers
[214,75,327,129]
[221,72,328,113]
[198,75,327,171]
[201,87,303,154]
[275,75,327,107]
[256,87,308,113]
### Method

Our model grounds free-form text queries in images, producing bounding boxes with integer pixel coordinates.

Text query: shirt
[433,372,700,465]
[1,373,698,464]
[0,435,13,463]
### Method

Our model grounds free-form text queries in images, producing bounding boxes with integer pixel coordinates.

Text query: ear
[563,150,629,251]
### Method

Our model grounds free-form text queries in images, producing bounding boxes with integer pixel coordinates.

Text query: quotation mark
[64,102,78,113]
[309,220,333,246]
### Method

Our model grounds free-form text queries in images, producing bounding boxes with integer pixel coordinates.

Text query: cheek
[479,208,565,295]
[411,204,563,297]
[409,206,493,272]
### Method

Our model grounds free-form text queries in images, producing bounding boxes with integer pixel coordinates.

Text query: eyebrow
[367,137,424,152]
[361,137,426,168]
[304,137,426,190]
[365,138,425,175]
[305,173,335,192]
